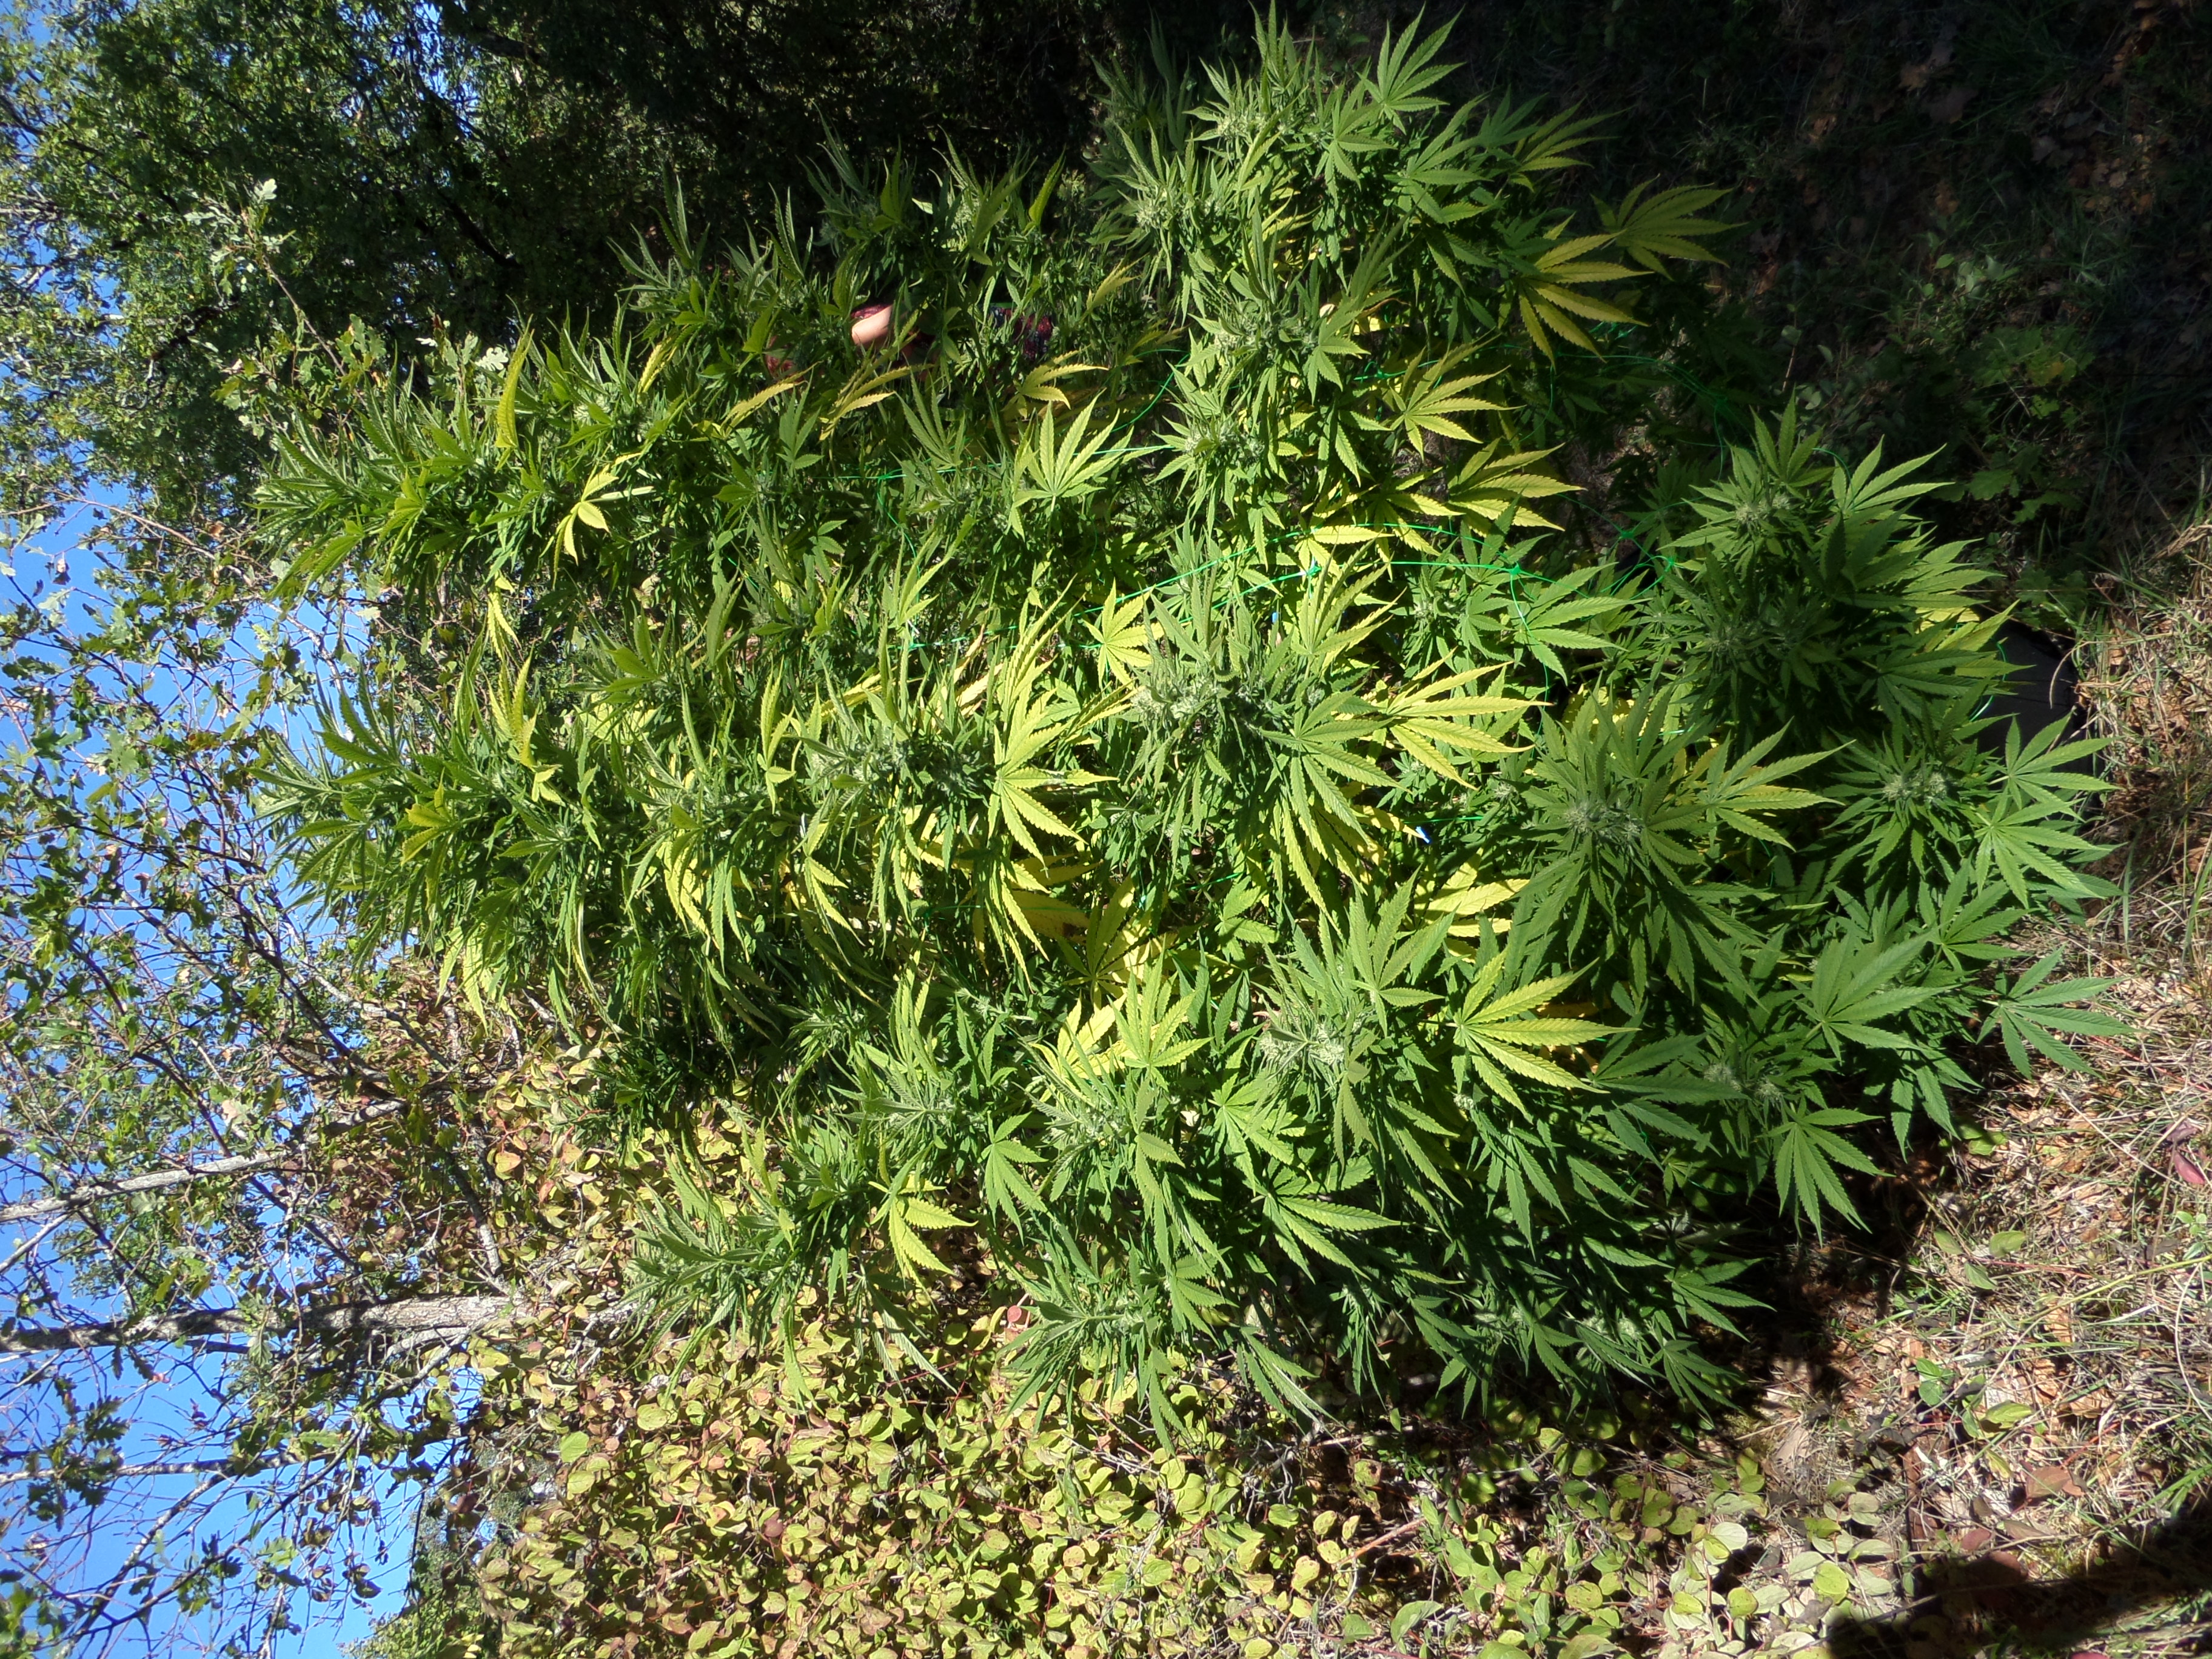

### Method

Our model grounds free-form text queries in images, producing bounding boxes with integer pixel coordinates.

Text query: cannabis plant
[260,19,2117,1418]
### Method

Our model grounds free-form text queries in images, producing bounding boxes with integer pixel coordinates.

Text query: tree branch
[0,1292,511,1355]
[0,1457,249,1489]
[0,1100,401,1224]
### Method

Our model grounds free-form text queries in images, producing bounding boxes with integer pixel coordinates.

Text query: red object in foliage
[850,303,894,348]
[2174,1148,2207,1187]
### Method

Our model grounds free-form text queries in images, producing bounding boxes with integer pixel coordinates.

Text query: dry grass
[2083,500,2212,982]
[1823,956,2212,1658]
[1710,956,2212,1659]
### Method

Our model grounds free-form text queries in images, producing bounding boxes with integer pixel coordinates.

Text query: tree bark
[0,1100,403,1224]
[0,1292,511,1355]
[0,1151,297,1224]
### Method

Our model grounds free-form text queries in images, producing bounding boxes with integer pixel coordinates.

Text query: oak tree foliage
[0,523,548,1656]
[0,0,1185,527]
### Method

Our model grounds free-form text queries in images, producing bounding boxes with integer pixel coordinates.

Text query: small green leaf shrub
[466,1308,1426,1659]
[437,1137,1739,1659]
[379,1085,1754,1659]
[261,19,2121,1414]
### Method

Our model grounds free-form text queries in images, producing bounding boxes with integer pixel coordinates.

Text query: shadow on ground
[1829,1492,2212,1656]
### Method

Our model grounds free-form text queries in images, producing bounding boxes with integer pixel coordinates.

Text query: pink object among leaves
[850,304,894,348]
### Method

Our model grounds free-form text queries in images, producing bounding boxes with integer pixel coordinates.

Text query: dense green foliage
[3,5,2199,1656]
[259,20,2122,1424]
[7,0,2204,577]
[358,1107,1794,1659]
[0,0,1196,521]
[1429,0,2212,590]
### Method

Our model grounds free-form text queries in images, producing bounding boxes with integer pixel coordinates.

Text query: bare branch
[0,1293,512,1355]
[0,1458,248,1490]
[0,1100,402,1223]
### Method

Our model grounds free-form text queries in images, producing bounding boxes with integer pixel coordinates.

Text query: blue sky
[0,8,507,1646]
[0,495,416,1658]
